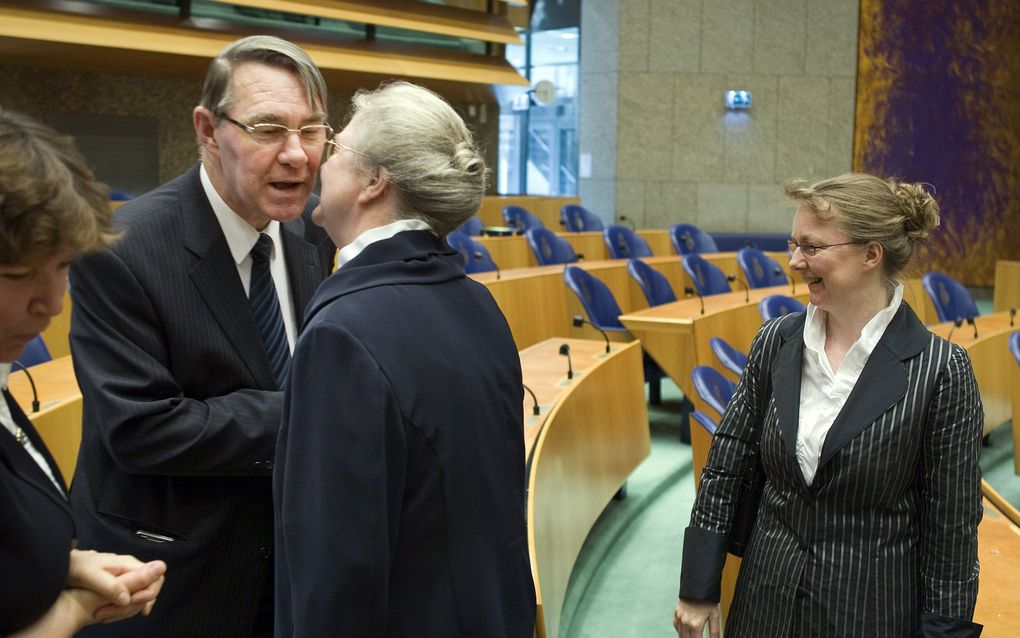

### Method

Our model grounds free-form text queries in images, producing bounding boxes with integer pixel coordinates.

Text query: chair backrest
[627,258,677,306]
[446,231,497,274]
[1010,331,1020,366]
[690,410,719,436]
[502,205,544,232]
[922,271,979,323]
[681,253,731,296]
[526,227,578,265]
[457,216,485,236]
[560,204,605,232]
[709,337,748,377]
[16,335,52,368]
[604,225,653,259]
[691,365,736,418]
[737,247,788,289]
[563,266,625,330]
[758,294,806,321]
[669,223,719,255]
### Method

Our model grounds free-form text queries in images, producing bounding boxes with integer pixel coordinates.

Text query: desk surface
[7,355,79,411]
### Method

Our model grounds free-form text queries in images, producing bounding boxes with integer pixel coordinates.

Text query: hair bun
[893,181,940,243]
[451,141,484,176]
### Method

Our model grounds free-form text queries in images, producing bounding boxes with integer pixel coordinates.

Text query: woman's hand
[673,597,721,638]
[67,549,166,609]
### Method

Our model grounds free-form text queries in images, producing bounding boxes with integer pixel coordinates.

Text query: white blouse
[796,284,904,485]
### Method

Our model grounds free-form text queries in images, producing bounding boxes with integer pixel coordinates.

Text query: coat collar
[178,164,322,389]
[771,303,931,491]
[1,390,73,514]
[304,230,463,326]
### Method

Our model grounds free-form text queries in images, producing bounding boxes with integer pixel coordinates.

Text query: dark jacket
[68,164,333,637]
[274,230,536,637]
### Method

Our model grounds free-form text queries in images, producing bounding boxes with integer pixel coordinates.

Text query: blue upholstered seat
[709,337,747,377]
[16,335,52,368]
[560,204,605,232]
[691,365,736,418]
[759,294,806,321]
[502,205,544,232]
[627,259,677,306]
[681,253,731,296]
[526,227,580,265]
[922,271,979,323]
[737,247,788,289]
[669,223,718,255]
[604,225,653,259]
[446,231,498,274]
[457,216,485,237]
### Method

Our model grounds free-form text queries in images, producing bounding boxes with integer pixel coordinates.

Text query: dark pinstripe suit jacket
[68,164,333,638]
[681,304,984,637]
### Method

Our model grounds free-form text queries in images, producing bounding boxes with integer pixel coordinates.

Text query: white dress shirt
[0,363,65,496]
[337,219,433,268]
[200,164,296,351]
[797,284,904,485]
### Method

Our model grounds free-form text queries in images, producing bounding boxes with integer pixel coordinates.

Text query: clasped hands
[66,548,167,623]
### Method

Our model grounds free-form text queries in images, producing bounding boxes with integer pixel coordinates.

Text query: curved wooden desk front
[476,229,691,270]
[521,339,649,638]
[928,311,1020,472]
[6,355,82,480]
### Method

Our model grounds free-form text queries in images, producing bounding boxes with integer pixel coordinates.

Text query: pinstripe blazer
[680,303,984,637]
[68,164,334,637]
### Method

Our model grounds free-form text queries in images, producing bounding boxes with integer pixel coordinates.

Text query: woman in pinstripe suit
[674,173,983,637]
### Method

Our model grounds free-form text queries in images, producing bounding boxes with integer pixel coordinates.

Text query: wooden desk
[6,356,82,480]
[472,253,793,351]
[993,259,1020,312]
[929,311,1020,472]
[521,339,649,638]
[974,481,1020,635]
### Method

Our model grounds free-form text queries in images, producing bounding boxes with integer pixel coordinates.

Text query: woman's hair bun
[893,180,940,243]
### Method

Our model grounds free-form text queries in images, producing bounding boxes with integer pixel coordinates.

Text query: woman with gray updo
[674,173,983,637]
[275,81,535,637]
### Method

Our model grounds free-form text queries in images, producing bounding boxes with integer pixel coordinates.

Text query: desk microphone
[727,274,750,302]
[522,383,540,416]
[1011,307,1016,327]
[684,286,705,315]
[618,215,636,230]
[967,316,978,339]
[9,361,40,413]
[474,250,500,280]
[774,266,795,294]
[572,315,611,353]
[946,317,963,341]
[559,343,573,379]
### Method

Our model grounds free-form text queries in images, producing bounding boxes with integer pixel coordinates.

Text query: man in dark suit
[68,36,334,638]
[275,82,536,637]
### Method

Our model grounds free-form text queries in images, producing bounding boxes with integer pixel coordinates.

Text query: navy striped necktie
[249,233,290,388]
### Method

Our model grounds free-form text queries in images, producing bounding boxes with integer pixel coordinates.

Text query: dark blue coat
[274,230,535,637]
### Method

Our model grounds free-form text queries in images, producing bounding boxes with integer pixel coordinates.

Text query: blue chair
[502,205,544,232]
[1010,331,1020,367]
[457,216,485,236]
[737,247,788,289]
[690,410,719,436]
[446,231,498,274]
[922,272,980,323]
[627,259,677,306]
[16,335,52,368]
[709,337,747,377]
[759,294,806,321]
[526,227,580,265]
[564,266,663,403]
[560,204,605,232]
[681,253,731,296]
[669,223,718,255]
[691,365,736,418]
[604,225,653,259]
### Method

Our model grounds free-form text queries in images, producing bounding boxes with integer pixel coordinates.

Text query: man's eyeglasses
[787,238,863,257]
[218,114,333,147]
[324,139,370,161]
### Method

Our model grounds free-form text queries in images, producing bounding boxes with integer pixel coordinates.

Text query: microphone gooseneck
[684,286,705,315]
[559,343,573,379]
[727,274,750,302]
[967,316,978,339]
[9,361,40,413]
[946,317,963,342]
[619,215,636,230]
[522,383,540,416]
[1010,307,1016,327]
[473,250,500,280]
[773,266,795,294]
[572,315,611,353]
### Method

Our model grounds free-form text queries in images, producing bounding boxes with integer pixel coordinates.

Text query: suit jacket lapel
[180,167,276,389]
[2,390,73,511]
[280,217,322,323]
[772,315,809,491]
[817,303,930,469]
